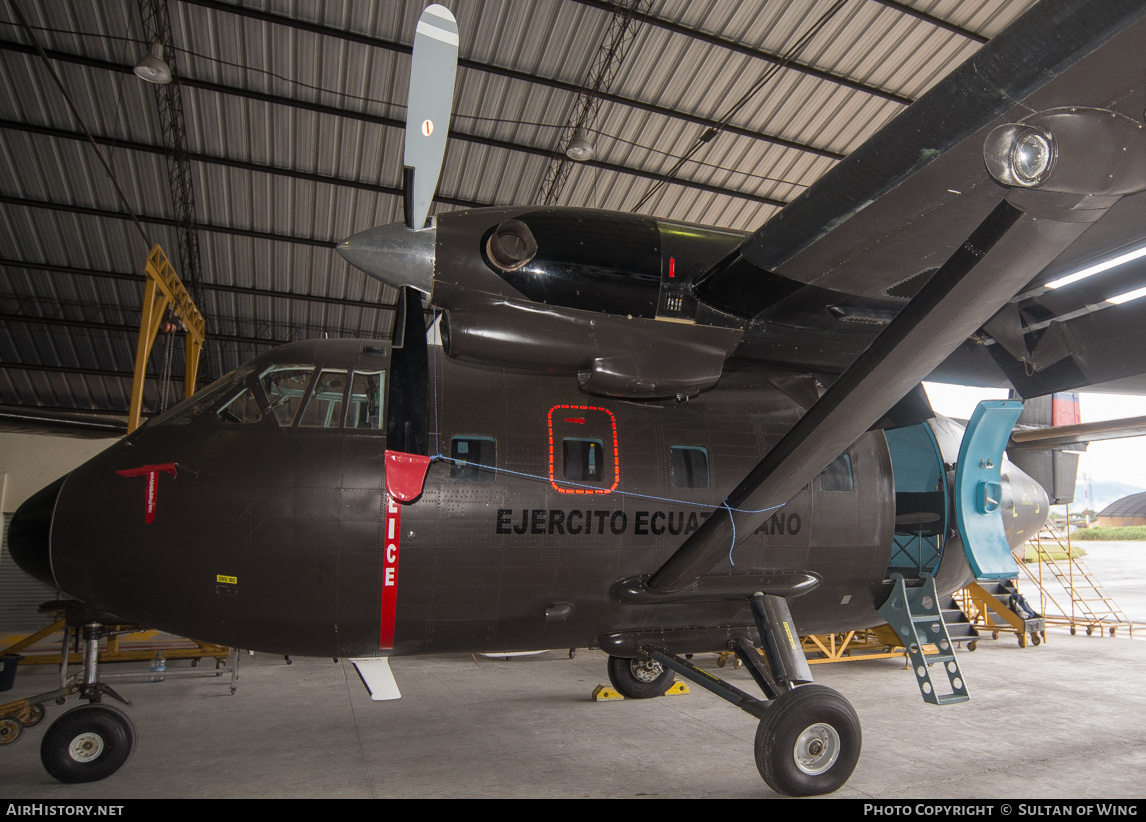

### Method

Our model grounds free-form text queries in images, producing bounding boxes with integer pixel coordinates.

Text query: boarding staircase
[878,575,970,705]
[1021,522,1134,637]
[959,579,1045,647]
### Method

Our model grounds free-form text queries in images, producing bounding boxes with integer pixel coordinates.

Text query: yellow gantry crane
[127,245,206,433]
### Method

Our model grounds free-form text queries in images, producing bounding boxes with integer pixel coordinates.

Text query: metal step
[878,575,970,705]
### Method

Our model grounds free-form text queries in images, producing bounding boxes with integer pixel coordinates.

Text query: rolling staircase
[1022,524,1134,637]
[959,579,1045,647]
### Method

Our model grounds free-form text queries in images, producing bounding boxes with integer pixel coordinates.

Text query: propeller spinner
[338,4,457,294]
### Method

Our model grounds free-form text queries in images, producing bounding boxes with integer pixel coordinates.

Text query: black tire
[606,655,674,699]
[41,704,136,783]
[754,684,861,797]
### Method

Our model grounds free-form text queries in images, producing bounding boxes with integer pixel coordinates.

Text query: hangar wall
[1,431,120,632]
[0,431,120,514]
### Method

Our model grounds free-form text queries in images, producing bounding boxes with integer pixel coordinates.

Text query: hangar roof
[1098,492,1146,521]
[0,0,1034,422]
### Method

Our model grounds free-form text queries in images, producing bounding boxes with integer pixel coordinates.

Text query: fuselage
[10,338,1047,659]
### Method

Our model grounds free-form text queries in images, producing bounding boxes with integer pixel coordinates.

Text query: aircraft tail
[1006,392,1081,505]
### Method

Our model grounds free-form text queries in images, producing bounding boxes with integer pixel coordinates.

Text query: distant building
[1096,492,1146,527]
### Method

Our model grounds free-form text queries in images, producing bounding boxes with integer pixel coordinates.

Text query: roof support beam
[0,258,398,312]
[187,0,908,106]
[0,35,843,163]
[0,115,788,209]
[572,0,917,103]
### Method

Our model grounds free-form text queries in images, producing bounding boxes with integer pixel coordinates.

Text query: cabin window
[671,446,710,489]
[260,366,314,427]
[346,370,384,430]
[217,388,263,424]
[298,369,348,428]
[548,405,618,494]
[563,438,606,484]
[450,437,496,482]
[819,453,854,492]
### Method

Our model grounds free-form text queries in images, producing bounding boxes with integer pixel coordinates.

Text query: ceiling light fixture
[565,131,595,162]
[1106,284,1146,305]
[1045,244,1146,289]
[134,43,172,85]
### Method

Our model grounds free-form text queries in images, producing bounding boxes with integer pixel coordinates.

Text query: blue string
[426,453,782,566]
[419,322,777,567]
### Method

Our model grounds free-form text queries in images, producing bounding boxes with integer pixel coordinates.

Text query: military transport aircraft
[9,0,1146,797]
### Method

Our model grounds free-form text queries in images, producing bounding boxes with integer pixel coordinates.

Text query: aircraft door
[885,423,948,577]
[953,400,1024,580]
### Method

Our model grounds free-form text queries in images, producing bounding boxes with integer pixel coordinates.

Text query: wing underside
[700,0,1146,398]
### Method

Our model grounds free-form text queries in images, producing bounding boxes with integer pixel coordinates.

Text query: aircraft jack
[623,592,861,796]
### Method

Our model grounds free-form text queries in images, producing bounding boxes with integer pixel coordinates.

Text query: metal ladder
[878,574,970,705]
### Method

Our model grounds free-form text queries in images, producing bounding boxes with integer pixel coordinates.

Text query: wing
[649,0,1146,592]
[696,0,1146,398]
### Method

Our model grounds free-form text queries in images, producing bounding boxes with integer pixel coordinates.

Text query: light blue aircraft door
[954,400,1024,580]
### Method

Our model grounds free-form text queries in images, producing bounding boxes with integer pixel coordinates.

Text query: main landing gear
[610,593,861,796]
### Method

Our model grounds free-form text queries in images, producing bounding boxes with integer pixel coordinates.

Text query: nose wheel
[40,704,136,783]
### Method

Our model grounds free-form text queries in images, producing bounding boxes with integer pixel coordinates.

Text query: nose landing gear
[36,621,137,783]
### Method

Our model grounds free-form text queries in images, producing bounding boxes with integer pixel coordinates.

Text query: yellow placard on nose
[216,574,237,585]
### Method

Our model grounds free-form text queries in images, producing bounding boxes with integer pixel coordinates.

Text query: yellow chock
[592,685,624,701]
[665,681,690,696]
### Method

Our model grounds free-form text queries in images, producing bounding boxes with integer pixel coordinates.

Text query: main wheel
[606,655,674,699]
[754,684,861,797]
[41,704,136,783]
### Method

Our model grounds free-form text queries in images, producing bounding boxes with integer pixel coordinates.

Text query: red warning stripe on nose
[116,463,178,524]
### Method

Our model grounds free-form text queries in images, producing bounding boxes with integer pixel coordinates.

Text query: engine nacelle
[440,302,742,399]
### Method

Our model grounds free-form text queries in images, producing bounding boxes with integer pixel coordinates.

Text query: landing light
[1011,132,1053,185]
[983,124,1055,188]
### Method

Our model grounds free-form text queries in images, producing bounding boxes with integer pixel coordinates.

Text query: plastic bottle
[148,652,167,682]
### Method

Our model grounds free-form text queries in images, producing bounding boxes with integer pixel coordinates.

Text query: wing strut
[649,197,1139,593]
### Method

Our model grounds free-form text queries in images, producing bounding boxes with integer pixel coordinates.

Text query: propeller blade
[404,3,458,231]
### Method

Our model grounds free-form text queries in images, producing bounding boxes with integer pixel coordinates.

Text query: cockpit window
[261,367,314,427]
[346,371,384,430]
[148,367,255,427]
[298,369,348,428]
[217,387,264,424]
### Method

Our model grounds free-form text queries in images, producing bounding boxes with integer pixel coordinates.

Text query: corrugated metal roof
[0,0,1037,419]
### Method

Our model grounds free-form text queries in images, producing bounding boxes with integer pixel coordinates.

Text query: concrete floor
[2,630,1145,799]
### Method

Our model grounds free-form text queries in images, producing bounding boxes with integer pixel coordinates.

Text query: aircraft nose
[337,222,436,295]
[8,475,65,588]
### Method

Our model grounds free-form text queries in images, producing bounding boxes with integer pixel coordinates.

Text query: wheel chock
[592,685,624,701]
[591,681,690,701]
